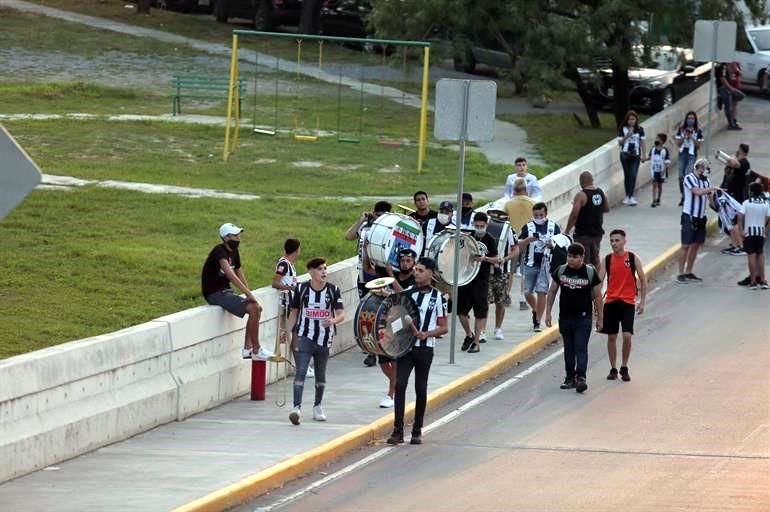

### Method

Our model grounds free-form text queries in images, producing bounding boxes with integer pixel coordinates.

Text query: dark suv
[215,0,304,31]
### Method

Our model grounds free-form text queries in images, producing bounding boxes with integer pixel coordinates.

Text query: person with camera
[677,158,719,284]
[518,202,561,332]
[617,110,646,206]
[674,111,703,206]
[345,200,391,367]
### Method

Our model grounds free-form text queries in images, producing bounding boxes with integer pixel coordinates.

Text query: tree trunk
[299,0,322,35]
[611,62,630,126]
[564,65,601,128]
[136,0,151,14]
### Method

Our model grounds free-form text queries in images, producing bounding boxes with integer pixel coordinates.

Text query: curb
[173,231,699,512]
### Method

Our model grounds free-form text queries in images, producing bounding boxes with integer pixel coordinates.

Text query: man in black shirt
[459,212,500,353]
[545,243,603,393]
[201,223,271,361]
[725,144,763,204]
[565,171,609,267]
[409,190,438,238]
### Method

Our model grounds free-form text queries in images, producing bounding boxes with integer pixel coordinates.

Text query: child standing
[648,133,671,207]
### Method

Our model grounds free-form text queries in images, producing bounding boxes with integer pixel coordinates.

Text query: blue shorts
[205,289,247,317]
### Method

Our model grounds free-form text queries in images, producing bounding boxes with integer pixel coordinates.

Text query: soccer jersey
[292,282,344,346]
[618,126,645,156]
[410,287,445,348]
[682,172,711,218]
[742,197,770,237]
[648,146,671,177]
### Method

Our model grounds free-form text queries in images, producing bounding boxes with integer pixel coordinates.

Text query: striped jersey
[682,172,711,218]
[648,146,671,176]
[742,197,770,237]
[275,256,297,310]
[674,127,703,156]
[291,282,344,346]
[618,125,645,156]
[410,287,445,348]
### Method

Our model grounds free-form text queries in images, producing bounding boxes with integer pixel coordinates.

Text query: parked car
[735,25,770,89]
[214,0,303,31]
[581,47,712,113]
[319,0,371,39]
[158,0,215,12]
[452,33,514,74]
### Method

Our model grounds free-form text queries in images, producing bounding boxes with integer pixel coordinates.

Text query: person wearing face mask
[677,158,720,284]
[504,179,536,311]
[647,133,671,208]
[617,110,646,206]
[458,212,499,353]
[459,192,475,230]
[674,111,703,206]
[201,223,272,361]
[518,203,561,332]
[423,200,455,243]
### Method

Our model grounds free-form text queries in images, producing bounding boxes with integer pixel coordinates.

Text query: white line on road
[254,350,565,512]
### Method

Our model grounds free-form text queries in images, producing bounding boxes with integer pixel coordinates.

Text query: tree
[370,0,768,128]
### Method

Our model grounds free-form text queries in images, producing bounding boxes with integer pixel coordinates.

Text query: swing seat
[294,133,318,142]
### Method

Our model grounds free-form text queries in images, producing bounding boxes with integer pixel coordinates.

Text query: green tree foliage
[370,0,767,128]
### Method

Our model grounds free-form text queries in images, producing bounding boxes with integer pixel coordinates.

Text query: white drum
[366,213,424,268]
[424,230,481,290]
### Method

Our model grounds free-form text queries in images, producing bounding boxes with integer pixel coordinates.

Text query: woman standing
[674,111,704,206]
[618,110,646,206]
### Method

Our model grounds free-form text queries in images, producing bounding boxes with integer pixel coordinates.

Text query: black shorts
[458,280,489,319]
[601,300,635,335]
[681,213,706,245]
[653,172,665,184]
[743,235,766,255]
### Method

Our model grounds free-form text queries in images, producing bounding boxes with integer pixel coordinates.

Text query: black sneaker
[685,273,702,282]
[364,354,377,367]
[619,366,631,382]
[575,377,588,393]
[461,335,473,351]
[410,432,422,445]
[386,431,404,445]
[676,274,688,284]
[606,368,618,380]
[737,276,752,286]
[560,377,575,389]
[533,322,542,332]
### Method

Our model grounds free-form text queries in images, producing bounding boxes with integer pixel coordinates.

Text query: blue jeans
[620,152,641,198]
[293,336,329,408]
[719,86,745,126]
[559,315,593,379]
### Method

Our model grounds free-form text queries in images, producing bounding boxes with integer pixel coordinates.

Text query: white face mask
[533,217,547,225]
[474,228,486,237]
[437,213,450,224]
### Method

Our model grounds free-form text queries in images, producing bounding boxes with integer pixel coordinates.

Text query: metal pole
[705,20,718,161]
[449,80,471,365]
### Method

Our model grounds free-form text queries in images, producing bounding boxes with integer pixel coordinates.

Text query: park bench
[171,74,245,116]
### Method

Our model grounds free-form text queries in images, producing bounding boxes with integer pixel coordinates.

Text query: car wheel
[254,0,274,31]
[661,87,674,109]
[214,0,227,22]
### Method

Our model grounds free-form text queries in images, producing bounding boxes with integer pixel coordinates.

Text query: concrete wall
[0,82,724,484]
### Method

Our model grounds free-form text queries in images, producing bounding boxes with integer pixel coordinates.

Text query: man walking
[545,243,603,394]
[201,223,272,361]
[504,178,535,311]
[600,229,646,382]
[678,158,719,283]
[565,171,609,267]
[504,157,543,201]
[286,258,345,425]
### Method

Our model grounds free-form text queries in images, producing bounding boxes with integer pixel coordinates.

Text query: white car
[735,25,770,88]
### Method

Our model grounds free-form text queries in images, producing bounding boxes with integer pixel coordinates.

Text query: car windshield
[748,29,770,51]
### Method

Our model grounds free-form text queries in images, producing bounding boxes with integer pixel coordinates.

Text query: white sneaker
[628,196,638,206]
[241,348,252,359]
[252,346,274,361]
[622,197,630,205]
[494,328,504,340]
[379,395,394,408]
[289,406,301,425]
[313,405,327,421]
[306,366,315,378]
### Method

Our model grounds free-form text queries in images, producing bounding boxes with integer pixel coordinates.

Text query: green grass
[0,187,364,359]
[499,113,620,173]
[5,116,505,196]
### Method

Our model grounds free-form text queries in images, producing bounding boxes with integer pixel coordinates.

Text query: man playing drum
[387,257,448,446]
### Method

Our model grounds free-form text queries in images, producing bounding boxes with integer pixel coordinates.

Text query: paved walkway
[0,0,542,165]
[3,97,767,510]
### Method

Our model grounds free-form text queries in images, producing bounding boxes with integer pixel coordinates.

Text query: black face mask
[461,207,472,215]
[654,141,661,146]
[227,240,240,250]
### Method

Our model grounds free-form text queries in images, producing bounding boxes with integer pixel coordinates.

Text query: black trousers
[393,346,434,435]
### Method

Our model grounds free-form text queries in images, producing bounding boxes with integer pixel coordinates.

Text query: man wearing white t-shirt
[504,157,542,201]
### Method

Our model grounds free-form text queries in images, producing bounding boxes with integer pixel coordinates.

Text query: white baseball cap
[219,222,244,238]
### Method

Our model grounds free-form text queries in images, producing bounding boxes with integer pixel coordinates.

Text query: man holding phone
[518,203,561,332]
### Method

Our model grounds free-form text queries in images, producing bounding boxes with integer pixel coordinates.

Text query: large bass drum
[366,213,424,268]
[354,291,419,358]
[486,216,513,258]
[424,230,481,292]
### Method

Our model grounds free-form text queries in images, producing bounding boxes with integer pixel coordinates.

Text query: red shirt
[605,251,637,305]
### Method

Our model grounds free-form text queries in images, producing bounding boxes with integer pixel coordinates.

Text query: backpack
[604,252,638,294]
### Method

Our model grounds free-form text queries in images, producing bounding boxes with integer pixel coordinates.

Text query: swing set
[223,30,431,173]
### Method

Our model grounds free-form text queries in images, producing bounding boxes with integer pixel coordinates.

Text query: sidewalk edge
[173,233,693,512]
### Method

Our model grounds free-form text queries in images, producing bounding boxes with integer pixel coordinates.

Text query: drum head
[367,213,424,268]
[430,232,480,287]
[354,292,419,358]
